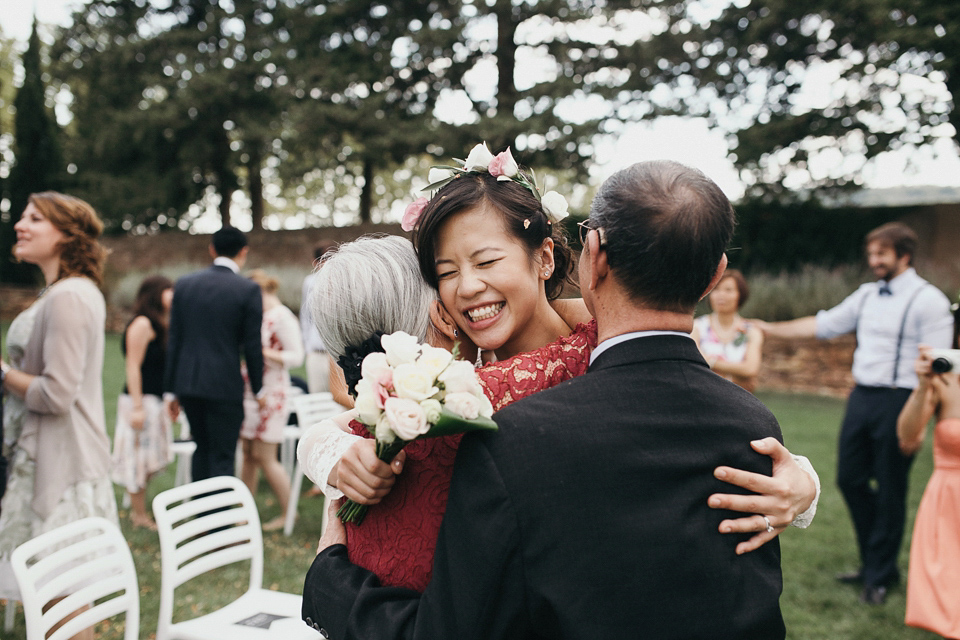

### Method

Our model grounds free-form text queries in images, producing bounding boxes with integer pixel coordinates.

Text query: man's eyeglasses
[577,220,606,247]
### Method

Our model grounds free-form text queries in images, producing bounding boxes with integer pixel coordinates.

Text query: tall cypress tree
[2,20,63,284]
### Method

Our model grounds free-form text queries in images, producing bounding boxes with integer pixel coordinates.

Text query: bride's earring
[453,328,459,338]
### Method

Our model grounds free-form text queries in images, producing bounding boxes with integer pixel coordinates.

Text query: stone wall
[756,335,855,398]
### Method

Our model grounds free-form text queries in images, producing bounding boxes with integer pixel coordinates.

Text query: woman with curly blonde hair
[0,192,117,639]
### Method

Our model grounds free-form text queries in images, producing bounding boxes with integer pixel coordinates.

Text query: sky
[3,0,960,212]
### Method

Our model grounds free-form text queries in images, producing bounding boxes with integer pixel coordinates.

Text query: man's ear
[584,231,608,293]
[208,244,218,260]
[699,254,729,301]
[429,300,459,341]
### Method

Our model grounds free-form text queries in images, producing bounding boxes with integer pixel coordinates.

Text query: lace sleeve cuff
[790,454,820,529]
[297,418,363,500]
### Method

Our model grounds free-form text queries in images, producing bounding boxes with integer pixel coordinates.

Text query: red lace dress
[345,320,598,592]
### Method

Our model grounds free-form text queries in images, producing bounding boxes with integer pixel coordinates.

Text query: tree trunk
[358,158,373,224]
[493,0,518,151]
[248,143,264,230]
[219,185,233,227]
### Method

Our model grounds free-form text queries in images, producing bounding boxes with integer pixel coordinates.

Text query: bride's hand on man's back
[336,439,406,505]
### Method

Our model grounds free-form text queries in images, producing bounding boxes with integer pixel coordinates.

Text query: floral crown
[401,142,569,232]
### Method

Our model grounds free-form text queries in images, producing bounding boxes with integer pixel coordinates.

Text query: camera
[930,349,960,374]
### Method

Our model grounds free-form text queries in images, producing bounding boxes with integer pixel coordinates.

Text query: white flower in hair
[541,190,569,223]
[464,142,495,172]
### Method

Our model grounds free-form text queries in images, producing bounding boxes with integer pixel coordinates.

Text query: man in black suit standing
[302,161,786,639]
[165,226,264,482]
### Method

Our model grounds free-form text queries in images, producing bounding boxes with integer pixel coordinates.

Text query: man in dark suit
[165,226,264,482]
[302,161,786,639]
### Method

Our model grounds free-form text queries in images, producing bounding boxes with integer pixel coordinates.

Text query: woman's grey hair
[308,234,435,360]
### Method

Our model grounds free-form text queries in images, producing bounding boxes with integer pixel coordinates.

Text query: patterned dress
[241,304,304,443]
[111,317,174,492]
[345,321,598,592]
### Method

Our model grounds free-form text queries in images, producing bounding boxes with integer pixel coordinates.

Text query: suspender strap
[892,284,928,387]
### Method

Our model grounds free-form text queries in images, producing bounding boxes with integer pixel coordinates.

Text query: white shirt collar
[589,330,692,366]
[213,256,241,273]
[879,266,917,294]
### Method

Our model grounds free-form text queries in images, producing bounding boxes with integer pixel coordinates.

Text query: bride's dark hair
[412,171,574,300]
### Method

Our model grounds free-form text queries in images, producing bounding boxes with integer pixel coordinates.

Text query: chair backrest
[292,392,342,429]
[152,475,263,640]
[11,517,139,640]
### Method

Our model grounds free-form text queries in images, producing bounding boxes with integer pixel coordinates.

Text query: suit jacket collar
[588,334,707,373]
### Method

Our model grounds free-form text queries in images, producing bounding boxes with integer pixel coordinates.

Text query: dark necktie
[878,283,892,296]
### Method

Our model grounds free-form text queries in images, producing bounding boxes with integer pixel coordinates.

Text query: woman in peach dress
[898,304,960,639]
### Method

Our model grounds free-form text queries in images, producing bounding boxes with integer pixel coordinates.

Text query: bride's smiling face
[434,204,552,357]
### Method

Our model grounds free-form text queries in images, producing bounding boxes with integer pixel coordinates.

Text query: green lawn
[0,326,941,639]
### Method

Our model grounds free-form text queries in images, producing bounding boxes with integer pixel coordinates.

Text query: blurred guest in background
[757,222,952,605]
[164,226,264,482]
[0,192,117,637]
[692,268,763,392]
[112,275,175,530]
[898,302,960,639]
[241,270,304,531]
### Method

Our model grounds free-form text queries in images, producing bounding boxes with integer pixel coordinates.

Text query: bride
[298,145,819,591]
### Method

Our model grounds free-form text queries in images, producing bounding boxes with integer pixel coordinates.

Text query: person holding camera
[756,222,953,605]
[898,303,960,639]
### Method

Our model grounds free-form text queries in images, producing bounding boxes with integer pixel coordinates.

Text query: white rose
[361,351,391,381]
[464,142,495,172]
[381,331,422,367]
[417,345,454,380]
[438,360,483,395]
[427,167,455,185]
[375,413,397,444]
[354,381,383,426]
[477,392,494,419]
[444,392,482,420]
[393,362,440,402]
[541,190,569,223]
[384,397,429,441]
[420,398,443,424]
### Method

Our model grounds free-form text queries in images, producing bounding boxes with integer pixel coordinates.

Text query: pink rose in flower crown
[402,196,429,232]
[488,147,519,181]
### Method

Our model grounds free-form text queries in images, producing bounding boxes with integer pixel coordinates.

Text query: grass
[0,327,943,639]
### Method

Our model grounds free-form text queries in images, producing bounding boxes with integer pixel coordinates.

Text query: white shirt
[213,256,240,273]
[300,272,327,353]
[589,330,693,367]
[815,267,953,388]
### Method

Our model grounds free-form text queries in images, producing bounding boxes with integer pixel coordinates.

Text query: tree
[641,0,959,197]
[2,21,63,284]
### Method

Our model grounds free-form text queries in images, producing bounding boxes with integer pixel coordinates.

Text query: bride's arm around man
[303,160,793,640]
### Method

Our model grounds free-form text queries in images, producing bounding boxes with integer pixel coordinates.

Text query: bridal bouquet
[337,331,498,524]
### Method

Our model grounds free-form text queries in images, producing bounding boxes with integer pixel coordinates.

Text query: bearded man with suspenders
[758,222,953,605]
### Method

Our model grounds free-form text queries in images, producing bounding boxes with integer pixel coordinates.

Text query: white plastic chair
[170,411,197,487]
[10,516,139,640]
[283,392,344,536]
[152,475,320,640]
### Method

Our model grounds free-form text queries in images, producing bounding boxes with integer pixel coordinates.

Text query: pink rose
[488,148,519,179]
[401,197,429,232]
[373,370,393,409]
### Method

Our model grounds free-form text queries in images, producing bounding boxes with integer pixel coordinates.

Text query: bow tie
[878,284,892,296]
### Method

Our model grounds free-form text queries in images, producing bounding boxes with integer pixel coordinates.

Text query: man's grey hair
[307,234,434,360]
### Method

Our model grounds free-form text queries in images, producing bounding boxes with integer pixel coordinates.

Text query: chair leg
[283,463,305,536]
[4,599,15,633]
